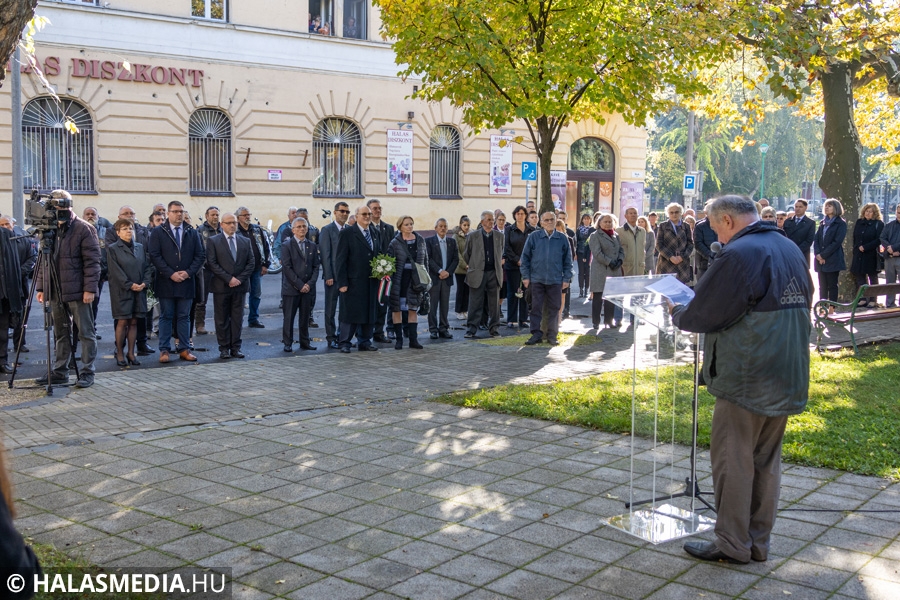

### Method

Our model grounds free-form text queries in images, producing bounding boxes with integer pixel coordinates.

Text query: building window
[313,118,362,197]
[568,137,614,172]
[430,125,461,199]
[189,108,232,195]
[22,98,94,193]
[192,0,226,21]
[309,0,334,35]
[343,0,367,39]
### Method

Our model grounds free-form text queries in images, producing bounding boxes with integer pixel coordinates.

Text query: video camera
[25,188,73,231]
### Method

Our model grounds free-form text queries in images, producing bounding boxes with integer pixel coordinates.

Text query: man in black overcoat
[367,199,395,342]
[205,212,255,359]
[782,199,816,266]
[335,205,380,353]
[281,217,320,352]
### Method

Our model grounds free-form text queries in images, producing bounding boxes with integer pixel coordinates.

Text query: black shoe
[464,331,477,339]
[248,322,265,328]
[0,364,14,374]
[75,373,94,388]
[358,345,378,351]
[18,346,29,353]
[489,330,501,337]
[137,343,155,355]
[283,345,293,352]
[219,351,231,359]
[683,541,748,564]
[340,346,352,354]
[309,321,319,328]
[524,332,543,345]
[329,341,340,350]
[36,373,68,385]
[547,337,559,346]
[115,357,128,367]
[300,344,316,351]
[373,333,389,343]
[231,350,245,358]
[126,355,140,366]
[430,332,439,339]
[439,331,453,339]
[478,324,488,331]
[96,334,102,340]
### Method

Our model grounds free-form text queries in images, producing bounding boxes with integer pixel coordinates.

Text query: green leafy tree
[374,0,740,214]
[0,0,38,85]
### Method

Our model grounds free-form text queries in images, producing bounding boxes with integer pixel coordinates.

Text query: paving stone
[815,527,892,554]
[674,562,762,596]
[471,536,550,567]
[296,516,368,542]
[485,569,572,600]
[196,545,280,578]
[742,577,833,599]
[240,560,325,595]
[507,522,583,549]
[381,540,463,570]
[524,551,604,583]
[206,518,283,544]
[158,532,236,561]
[285,576,374,600]
[837,573,900,600]
[423,524,499,552]
[388,573,475,600]
[859,557,900,583]
[337,557,420,589]
[582,566,666,599]
[770,559,855,591]
[118,520,195,546]
[291,543,373,572]
[642,582,733,600]
[79,535,146,564]
[792,542,875,572]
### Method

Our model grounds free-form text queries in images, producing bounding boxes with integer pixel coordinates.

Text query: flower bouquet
[371,253,396,305]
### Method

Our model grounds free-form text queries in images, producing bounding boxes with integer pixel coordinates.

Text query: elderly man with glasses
[335,205,381,353]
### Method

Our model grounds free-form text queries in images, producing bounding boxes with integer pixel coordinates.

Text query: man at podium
[669,195,812,565]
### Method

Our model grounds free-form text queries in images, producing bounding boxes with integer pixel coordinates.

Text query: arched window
[568,137,614,172]
[22,98,94,193]
[567,137,615,214]
[189,108,232,195]
[313,118,362,197]
[430,125,461,199]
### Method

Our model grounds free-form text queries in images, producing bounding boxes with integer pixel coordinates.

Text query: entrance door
[567,137,616,216]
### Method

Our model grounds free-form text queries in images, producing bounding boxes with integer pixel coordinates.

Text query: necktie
[228,236,236,260]
[364,228,373,250]
[299,240,306,260]
[440,238,447,271]
[174,226,181,248]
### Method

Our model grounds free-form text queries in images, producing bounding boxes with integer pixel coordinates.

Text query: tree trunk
[536,118,555,215]
[818,61,862,302]
[0,0,38,86]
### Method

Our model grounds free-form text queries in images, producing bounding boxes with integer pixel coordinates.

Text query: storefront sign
[14,56,205,87]
[620,181,644,221]
[489,135,512,195]
[386,129,413,194]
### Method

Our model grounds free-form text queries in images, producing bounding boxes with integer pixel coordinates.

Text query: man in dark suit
[783,199,816,266]
[148,201,206,363]
[335,205,380,353]
[205,212,255,359]
[464,211,505,338]
[426,218,459,339]
[281,217,320,352]
[368,198,395,342]
[319,201,350,349]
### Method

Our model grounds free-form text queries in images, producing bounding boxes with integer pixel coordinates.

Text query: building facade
[0,0,648,229]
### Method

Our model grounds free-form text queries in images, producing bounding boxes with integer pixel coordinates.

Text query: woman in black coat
[850,203,884,307]
[814,198,848,305]
[575,213,594,297]
[503,205,533,328]
[107,219,152,366]
[388,216,428,350]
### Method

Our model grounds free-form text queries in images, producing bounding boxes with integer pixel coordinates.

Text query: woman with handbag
[388,215,429,349]
[588,213,625,330]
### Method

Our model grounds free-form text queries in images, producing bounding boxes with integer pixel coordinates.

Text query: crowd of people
[0,190,894,388]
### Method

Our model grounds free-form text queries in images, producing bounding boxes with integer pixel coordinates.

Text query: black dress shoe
[439,331,453,339]
[340,346,351,354]
[300,344,316,351]
[284,345,293,352]
[329,341,340,350]
[373,333,389,343]
[0,364,14,374]
[219,351,231,359]
[137,343,155,355]
[248,322,265,328]
[524,332,543,345]
[683,541,748,564]
[231,350,246,358]
[358,345,378,351]
[430,332,439,339]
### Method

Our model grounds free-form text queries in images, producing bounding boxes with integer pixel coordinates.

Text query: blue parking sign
[521,162,537,181]
[683,174,697,195]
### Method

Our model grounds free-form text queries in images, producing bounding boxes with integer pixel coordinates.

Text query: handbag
[414,262,432,292]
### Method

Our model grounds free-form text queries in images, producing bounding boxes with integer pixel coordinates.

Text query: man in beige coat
[617,207,647,276]
[464,211,505,338]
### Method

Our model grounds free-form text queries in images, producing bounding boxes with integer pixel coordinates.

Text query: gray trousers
[466,274,500,334]
[884,256,900,307]
[710,398,788,563]
[52,299,97,376]
[428,276,452,333]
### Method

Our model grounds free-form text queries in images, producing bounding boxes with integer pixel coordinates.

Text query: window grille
[22,98,95,193]
[430,125,461,198]
[189,109,232,195]
[192,0,226,21]
[312,118,363,197]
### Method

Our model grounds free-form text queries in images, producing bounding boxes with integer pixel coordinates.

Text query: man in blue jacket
[670,195,812,565]
[520,212,573,346]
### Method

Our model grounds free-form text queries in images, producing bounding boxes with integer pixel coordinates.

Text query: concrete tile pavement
[3,316,900,598]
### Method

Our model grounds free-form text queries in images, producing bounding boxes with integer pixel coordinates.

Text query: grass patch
[476,332,604,347]
[439,344,900,480]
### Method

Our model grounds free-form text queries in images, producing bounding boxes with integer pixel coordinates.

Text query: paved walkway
[3,320,899,599]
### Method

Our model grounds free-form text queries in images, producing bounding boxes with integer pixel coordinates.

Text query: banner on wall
[619,181,645,221]
[550,171,567,210]
[598,181,613,213]
[386,129,413,194]
[489,135,513,195]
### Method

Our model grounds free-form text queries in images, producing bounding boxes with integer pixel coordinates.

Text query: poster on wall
[387,129,413,194]
[619,181,644,222]
[489,135,513,195]
[550,171,567,210]
[599,181,614,214]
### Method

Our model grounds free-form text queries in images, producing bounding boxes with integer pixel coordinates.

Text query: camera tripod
[9,228,80,394]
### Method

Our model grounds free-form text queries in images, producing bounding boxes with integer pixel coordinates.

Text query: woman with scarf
[107,219,153,366]
[575,213,594,297]
[656,202,694,285]
[588,214,625,329]
[814,198,848,306]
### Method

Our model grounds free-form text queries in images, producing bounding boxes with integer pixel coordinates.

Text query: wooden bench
[814,283,900,354]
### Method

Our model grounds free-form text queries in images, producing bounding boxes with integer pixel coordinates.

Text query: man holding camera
[35,190,101,388]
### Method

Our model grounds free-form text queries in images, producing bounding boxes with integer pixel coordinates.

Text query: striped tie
[364,229,373,250]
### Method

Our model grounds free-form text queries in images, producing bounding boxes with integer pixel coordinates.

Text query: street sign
[683,173,697,196]
[521,161,537,181]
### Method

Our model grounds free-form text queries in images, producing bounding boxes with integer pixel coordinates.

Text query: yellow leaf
[64,120,79,135]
